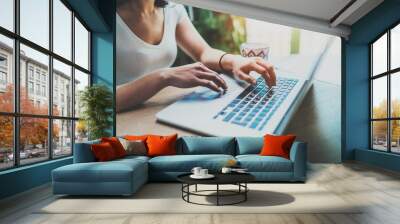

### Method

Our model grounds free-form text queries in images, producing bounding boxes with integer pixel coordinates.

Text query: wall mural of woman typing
[116,0,276,112]
[116,0,342,162]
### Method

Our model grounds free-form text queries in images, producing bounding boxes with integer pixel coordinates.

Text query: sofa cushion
[178,137,235,155]
[124,135,148,141]
[91,142,118,161]
[235,137,263,155]
[53,158,147,183]
[147,134,178,157]
[119,138,147,156]
[101,137,127,158]
[149,154,235,172]
[236,155,293,172]
[115,155,150,164]
[260,134,296,159]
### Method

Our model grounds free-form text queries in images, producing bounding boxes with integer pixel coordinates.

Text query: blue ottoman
[52,156,148,196]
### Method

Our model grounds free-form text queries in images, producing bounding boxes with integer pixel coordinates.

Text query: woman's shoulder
[165,2,186,11]
[165,2,187,20]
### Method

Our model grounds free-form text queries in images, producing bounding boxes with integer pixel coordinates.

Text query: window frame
[370,20,400,154]
[0,0,92,171]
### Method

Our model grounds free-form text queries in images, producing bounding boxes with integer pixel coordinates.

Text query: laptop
[156,40,332,136]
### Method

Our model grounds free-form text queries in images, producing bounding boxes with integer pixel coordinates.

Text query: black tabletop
[177,172,255,185]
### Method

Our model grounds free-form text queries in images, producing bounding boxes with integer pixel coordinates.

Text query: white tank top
[116,3,188,86]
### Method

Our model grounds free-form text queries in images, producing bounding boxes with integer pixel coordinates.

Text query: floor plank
[1,162,400,224]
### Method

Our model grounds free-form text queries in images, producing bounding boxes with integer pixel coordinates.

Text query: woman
[116,0,276,112]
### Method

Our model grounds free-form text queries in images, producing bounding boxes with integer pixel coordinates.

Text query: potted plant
[79,84,113,140]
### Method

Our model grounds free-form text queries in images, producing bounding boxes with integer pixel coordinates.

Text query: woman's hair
[117,0,168,8]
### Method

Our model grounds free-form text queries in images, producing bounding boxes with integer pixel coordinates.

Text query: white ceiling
[173,0,384,38]
[227,0,352,23]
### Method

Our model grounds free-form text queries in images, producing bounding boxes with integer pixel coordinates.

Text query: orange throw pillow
[91,142,117,162]
[260,134,296,159]
[146,134,178,157]
[101,137,126,158]
[124,135,148,141]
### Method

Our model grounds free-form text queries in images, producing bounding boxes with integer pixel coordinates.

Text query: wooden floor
[1,162,400,224]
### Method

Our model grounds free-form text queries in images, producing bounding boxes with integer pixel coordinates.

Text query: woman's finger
[257,68,273,87]
[249,62,267,75]
[236,70,256,85]
[196,78,221,92]
[197,63,228,89]
[248,62,276,86]
[256,60,277,86]
[196,71,227,90]
[197,62,217,73]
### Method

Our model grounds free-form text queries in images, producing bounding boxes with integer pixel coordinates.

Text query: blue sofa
[52,136,307,196]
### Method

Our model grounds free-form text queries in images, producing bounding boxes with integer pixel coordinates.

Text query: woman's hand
[161,62,227,92]
[222,54,277,87]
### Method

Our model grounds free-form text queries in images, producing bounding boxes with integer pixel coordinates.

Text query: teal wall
[91,0,116,135]
[92,32,115,135]
[0,158,72,199]
[0,0,115,200]
[344,0,400,171]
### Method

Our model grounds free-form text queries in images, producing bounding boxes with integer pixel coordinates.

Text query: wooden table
[117,86,198,136]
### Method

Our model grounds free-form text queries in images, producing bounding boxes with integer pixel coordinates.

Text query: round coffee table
[177,173,255,206]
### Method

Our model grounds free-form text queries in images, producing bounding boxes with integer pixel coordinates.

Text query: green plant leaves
[79,84,113,140]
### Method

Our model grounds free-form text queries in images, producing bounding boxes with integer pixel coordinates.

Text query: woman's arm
[116,63,227,112]
[176,14,276,87]
[116,70,167,112]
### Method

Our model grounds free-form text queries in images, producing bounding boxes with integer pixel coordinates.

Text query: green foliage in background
[373,99,400,142]
[290,29,301,54]
[193,10,246,53]
[174,8,247,66]
[79,84,113,140]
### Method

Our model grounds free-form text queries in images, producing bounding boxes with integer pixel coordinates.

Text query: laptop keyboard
[213,77,298,131]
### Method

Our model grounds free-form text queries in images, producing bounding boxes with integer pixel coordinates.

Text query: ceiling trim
[173,0,351,38]
[330,0,369,27]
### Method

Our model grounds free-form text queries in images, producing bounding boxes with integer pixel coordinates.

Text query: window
[35,83,40,95]
[74,69,89,118]
[28,81,34,94]
[20,0,49,48]
[0,116,13,170]
[0,35,13,113]
[19,117,49,165]
[53,0,72,60]
[0,0,14,32]
[0,54,8,89]
[53,119,72,158]
[0,55,7,67]
[391,24,400,70]
[53,59,72,117]
[42,85,46,97]
[370,23,400,153]
[0,71,6,85]
[35,70,40,81]
[75,18,90,70]
[0,54,7,88]
[0,0,91,170]
[28,67,34,80]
